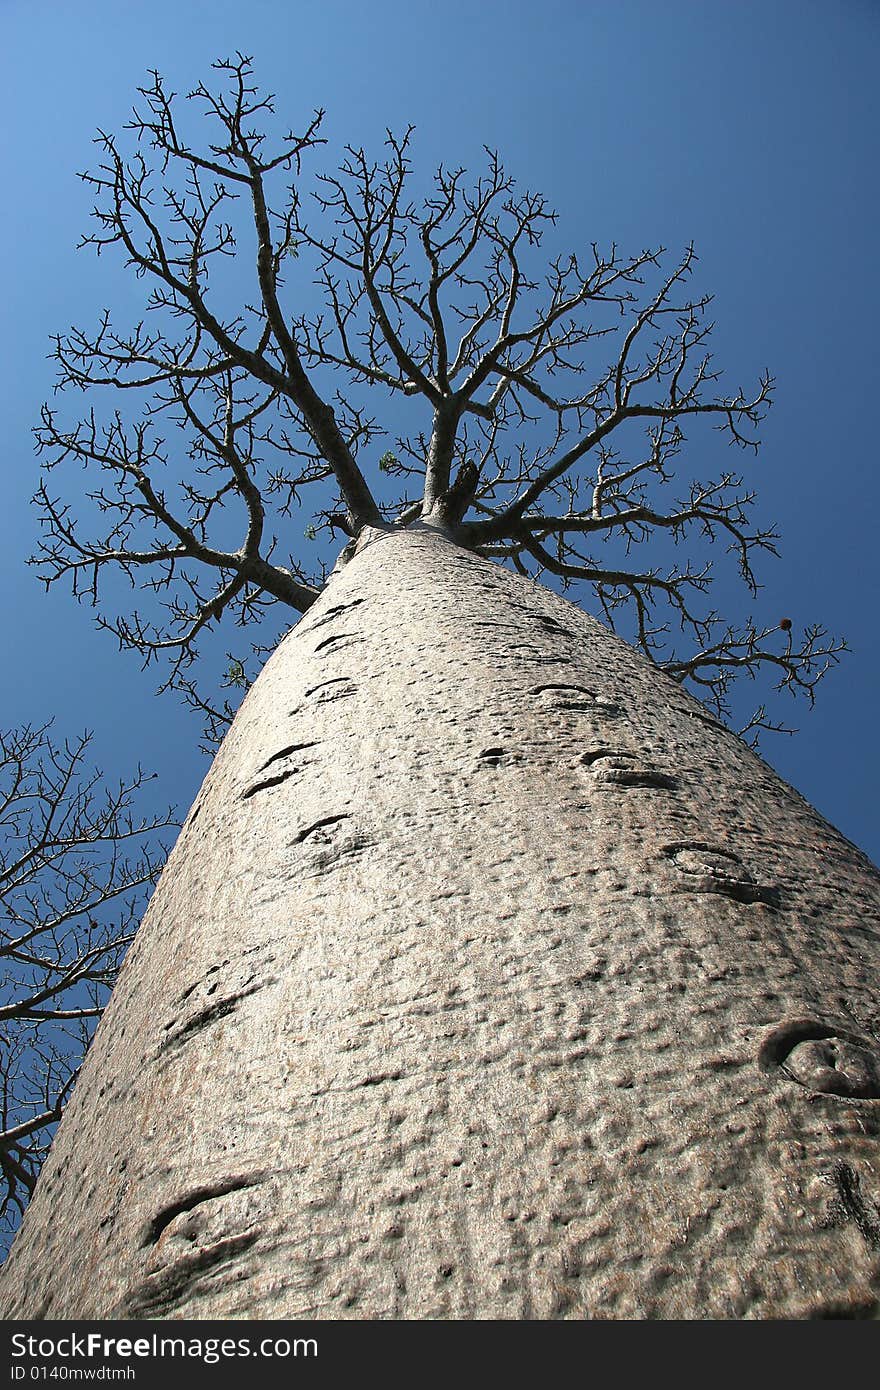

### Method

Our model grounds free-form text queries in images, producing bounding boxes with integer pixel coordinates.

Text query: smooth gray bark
[2,527,879,1319]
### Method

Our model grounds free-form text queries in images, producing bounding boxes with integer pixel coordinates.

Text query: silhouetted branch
[0,725,175,1238]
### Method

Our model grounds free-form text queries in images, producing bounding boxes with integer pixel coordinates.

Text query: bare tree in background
[4,59,878,1322]
[0,725,173,1246]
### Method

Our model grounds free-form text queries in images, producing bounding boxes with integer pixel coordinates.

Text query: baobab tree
[2,57,878,1320]
[0,724,172,1251]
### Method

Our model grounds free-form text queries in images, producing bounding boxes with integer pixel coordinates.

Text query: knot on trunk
[433,460,480,529]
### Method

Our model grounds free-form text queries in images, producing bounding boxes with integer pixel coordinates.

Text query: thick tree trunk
[2,526,880,1319]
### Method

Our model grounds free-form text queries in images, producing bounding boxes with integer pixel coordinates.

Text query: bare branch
[33,57,844,740]
[0,725,176,1241]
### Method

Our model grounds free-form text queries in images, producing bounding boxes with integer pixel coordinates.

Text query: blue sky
[1,0,878,861]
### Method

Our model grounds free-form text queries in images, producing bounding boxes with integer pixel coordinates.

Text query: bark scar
[313,632,361,654]
[292,813,351,844]
[241,767,300,800]
[258,741,320,773]
[831,1161,880,1249]
[141,1174,267,1247]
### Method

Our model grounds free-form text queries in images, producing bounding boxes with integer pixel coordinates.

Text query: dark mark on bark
[241,767,300,800]
[758,1019,880,1099]
[313,632,362,654]
[304,677,352,697]
[599,768,676,789]
[533,683,592,697]
[258,741,320,773]
[303,597,366,632]
[293,814,351,845]
[158,980,271,1053]
[580,750,676,789]
[685,709,727,731]
[535,616,574,637]
[242,738,323,797]
[142,1174,267,1246]
[122,1232,260,1317]
[471,620,527,632]
[533,684,620,715]
[299,677,357,707]
[703,879,779,906]
[662,841,779,906]
[832,1161,880,1248]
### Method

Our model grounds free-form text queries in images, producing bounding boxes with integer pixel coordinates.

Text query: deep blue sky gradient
[1,0,878,860]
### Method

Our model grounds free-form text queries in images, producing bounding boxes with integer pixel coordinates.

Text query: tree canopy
[33,55,845,744]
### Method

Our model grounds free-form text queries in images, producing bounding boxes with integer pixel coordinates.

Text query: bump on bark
[432,460,480,531]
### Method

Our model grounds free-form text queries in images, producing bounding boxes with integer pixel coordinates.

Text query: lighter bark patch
[500,643,573,667]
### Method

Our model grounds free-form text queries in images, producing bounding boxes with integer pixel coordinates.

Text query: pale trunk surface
[2,527,880,1319]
